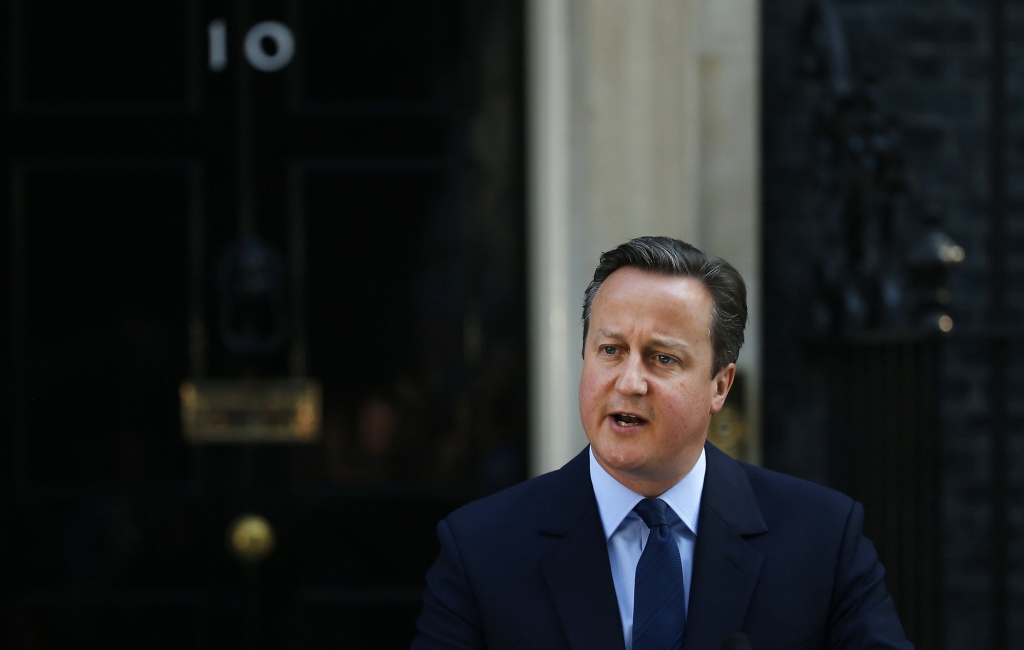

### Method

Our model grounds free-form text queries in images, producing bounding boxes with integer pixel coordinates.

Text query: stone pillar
[697,0,762,466]
[528,0,761,475]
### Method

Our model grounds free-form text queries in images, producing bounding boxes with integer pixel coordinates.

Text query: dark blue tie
[632,498,686,650]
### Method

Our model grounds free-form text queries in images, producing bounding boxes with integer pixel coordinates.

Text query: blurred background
[0,0,1019,648]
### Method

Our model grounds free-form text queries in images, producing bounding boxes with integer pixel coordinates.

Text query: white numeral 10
[208,19,296,73]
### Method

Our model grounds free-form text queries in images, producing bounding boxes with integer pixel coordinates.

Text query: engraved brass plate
[180,379,321,443]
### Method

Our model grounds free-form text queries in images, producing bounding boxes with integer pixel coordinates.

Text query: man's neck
[592,448,703,498]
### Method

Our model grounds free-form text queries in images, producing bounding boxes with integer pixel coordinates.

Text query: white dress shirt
[589,446,705,650]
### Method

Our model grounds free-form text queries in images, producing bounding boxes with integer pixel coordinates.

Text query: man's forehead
[589,270,713,340]
[593,270,712,316]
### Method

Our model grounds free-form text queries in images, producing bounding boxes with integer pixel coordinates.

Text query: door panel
[14,599,204,649]
[15,164,193,485]
[304,167,463,483]
[289,599,423,649]
[14,0,196,109]
[298,1,466,106]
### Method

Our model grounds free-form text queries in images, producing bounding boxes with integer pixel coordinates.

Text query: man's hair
[582,236,747,376]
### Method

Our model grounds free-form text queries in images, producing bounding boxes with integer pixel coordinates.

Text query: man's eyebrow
[647,337,692,353]
[594,329,692,353]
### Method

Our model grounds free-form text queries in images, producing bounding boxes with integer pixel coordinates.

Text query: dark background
[1,0,526,647]
[763,0,1024,647]
[2,0,1023,648]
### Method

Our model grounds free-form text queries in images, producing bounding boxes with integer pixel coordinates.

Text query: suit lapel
[682,443,768,650]
[538,448,625,650]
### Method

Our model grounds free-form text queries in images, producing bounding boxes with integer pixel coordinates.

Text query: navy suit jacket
[412,443,912,650]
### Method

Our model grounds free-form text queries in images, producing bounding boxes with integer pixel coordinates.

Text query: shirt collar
[589,445,705,540]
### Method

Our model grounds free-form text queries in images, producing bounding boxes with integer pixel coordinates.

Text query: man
[412,236,912,649]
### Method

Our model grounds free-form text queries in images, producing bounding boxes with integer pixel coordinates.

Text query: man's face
[578,267,735,494]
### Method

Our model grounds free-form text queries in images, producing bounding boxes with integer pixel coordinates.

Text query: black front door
[1,1,525,647]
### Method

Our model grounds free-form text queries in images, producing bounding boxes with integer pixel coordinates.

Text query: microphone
[721,632,751,650]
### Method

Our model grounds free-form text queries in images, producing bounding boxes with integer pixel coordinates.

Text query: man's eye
[601,345,618,355]
[655,354,675,364]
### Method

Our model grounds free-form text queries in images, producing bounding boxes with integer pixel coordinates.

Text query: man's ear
[709,363,736,414]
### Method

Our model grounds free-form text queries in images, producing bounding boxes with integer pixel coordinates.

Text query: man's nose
[614,354,648,395]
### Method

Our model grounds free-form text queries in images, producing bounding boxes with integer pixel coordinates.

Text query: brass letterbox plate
[180,379,321,444]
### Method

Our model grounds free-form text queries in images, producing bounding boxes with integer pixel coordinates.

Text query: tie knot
[633,497,671,529]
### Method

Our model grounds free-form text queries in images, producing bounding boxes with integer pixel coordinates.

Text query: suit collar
[534,446,597,536]
[538,447,626,650]
[682,442,768,649]
[701,442,768,535]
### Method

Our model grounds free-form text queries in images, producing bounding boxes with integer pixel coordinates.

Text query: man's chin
[591,442,649,476]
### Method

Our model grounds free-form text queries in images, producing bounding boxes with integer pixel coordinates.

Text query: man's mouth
[611,413,647,427]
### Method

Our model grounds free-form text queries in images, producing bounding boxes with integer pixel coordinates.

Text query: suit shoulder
[738,462,855,522]
[445,463,573,532]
